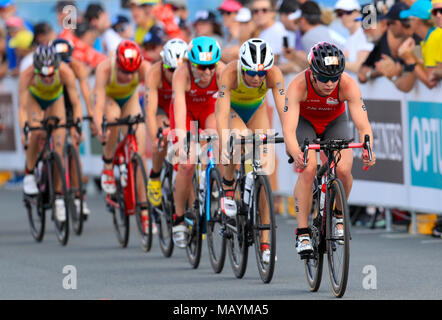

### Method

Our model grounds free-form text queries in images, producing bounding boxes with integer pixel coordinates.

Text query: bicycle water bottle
[120,163,128,188]
[243,172,253,205]
[319,181,326,216]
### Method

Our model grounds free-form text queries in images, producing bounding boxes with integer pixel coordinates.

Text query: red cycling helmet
[116,40,143,73]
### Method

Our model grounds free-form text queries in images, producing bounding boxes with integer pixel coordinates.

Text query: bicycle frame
[104,118,141,216]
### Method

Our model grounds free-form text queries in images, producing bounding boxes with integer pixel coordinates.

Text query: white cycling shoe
[24,174,38,195]
[74,199,91,216]
[335,218,344,245]
[55,197,66,222]
[296,235,313,255]
[172,224,188,248]
[221,197,237,218]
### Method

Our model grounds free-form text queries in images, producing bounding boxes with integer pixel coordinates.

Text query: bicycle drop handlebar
[101,114,145,145]
[288,134,373,171]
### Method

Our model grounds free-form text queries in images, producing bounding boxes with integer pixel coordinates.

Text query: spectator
[221,7,260,63]
[111,15,133,40]
[192,10,223,44]
[373,2,419,92]
[141,25,165,62]
[152,0,182,39]
[166,0,188,26]
[56,0,106,70]
[278,0,302,50]
[0,27,7,79]
[278,0,305,74]
[290,1,335,53]
[428,0,442,82]
[131,0,159,45]
[20,22,57,72]
[0,0,33,30]
[5,16,26,76]
[218,0,242,47]
[54,0,79,33]
[75,22,99,47]
[84,2,121,55]
[335,0,374,75]
[250,0,288,64]
[8,29,32,70]
[398,0,442,88]
[357,9,389,82]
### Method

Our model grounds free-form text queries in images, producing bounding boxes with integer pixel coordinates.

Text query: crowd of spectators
[0,0,441,234]
[0,0,440,92]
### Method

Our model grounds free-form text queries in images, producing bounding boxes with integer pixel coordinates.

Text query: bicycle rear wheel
[65,144,84,236]
[304,195,324,292]
[24,162,46,242]
[133,153,152,252]
[326,178,350,298]
[49,151,70,246]
[228,172,249,279]
[252,174,276,284]
[110,164,130,248]
[185,174,203,269]
[206,167,227,274]
[157,162,174,257]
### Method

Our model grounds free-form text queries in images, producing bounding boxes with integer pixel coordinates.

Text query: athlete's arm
[266,66,286,127]
[60,62,82,125]
[171,63,189,137]
[92,60,110,139]
[144,62,161,144]
[283,73,307,169]
[215,62,236,160]
[71,58,93,117]
[339,73,376,167]
[18,66,33,135]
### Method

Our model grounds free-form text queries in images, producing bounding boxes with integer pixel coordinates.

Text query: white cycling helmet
[239,38,274,71]
[160,38,188,69]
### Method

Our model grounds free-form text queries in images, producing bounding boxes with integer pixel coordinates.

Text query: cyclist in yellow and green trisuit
[18,44,83,222]
[215,38,286,264]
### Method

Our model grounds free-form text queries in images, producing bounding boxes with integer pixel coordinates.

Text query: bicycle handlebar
[288,135,373,171]
[101,114,145,145]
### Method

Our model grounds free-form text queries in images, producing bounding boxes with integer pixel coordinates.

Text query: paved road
[1,189,442,300]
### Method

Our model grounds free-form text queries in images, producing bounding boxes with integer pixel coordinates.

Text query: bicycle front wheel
[252,174,276,284]
[133,153,152,252]
[49,151,70,246]
[111,164,130,248]
[228,173,248,279]
[206,167,227,274]
[24,162,46,242]
[158,161,174,258]
[65,144,84,236]
[185,173,203,269]
[304,195,324,292]
[326,178,350,298]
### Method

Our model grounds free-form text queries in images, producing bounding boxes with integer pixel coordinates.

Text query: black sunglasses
[432,8,442,15]
[220,10,236,15]
[192,63,217,71]
[314,74,341,83]
[335,10,355,17]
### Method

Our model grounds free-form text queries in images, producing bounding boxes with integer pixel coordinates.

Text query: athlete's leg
[24,94,45,195]
[100,97,121,194]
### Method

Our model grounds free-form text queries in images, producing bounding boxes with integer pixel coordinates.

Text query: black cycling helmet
[308,42,345,78]
[33,44,60,75]
[52,38,73,63]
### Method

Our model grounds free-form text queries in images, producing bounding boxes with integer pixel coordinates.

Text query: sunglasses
[252,8,272,15]
[242,67,267,77]
[314,74,340,83]
[335,10,355,17]
[119,67,136,75]
[432,8,442,15]
[163,64,176,73]
[220,10,236,16]
[192,63,217,71]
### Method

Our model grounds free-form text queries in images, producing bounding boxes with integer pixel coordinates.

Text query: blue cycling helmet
[188,36,221,65]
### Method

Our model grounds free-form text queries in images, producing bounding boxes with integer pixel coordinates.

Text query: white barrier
[1,75,441,215]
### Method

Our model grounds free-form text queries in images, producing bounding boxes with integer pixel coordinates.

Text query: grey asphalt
[1,188,442,300]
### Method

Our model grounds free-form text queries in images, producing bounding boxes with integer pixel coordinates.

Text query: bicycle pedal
[300,252,314,260]
[220,228,232,239]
